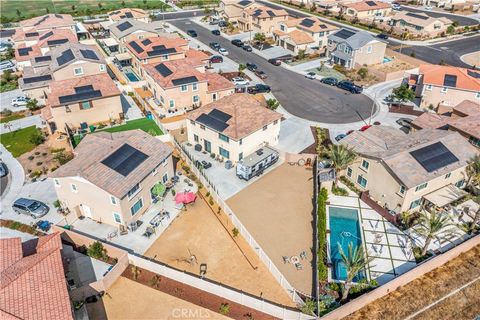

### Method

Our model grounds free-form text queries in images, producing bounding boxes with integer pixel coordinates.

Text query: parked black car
[242,44,252,52]
[209,55,223,63]
[320,77,338,86]
[231,39,243,47]
[268,58,281,66]
[211,29,221,36]
[209,42,221,50]
[218,21,227,28]
[0,162,7,178]
[246,62,257,71]
[376,33,389,40]
[248,84,271,94]
[337,80,363,94]
[186,30,197,37]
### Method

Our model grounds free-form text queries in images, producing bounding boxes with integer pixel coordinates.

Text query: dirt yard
[227,163,315,296]
[462,51,479,67]
[144,193,295,307]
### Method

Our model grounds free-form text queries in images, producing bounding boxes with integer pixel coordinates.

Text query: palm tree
[466,155,480,188]
[413,210,458,256]
[338,243,373,301]
[326,144,357,185]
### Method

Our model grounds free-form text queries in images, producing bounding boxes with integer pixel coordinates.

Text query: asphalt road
[401,6,479,26]
[171,19,376,124]
[0,174,8,197]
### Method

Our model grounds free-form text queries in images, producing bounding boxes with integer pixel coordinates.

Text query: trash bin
[146,111,153,120]
[194,144,202,152]
[225,160,232,169]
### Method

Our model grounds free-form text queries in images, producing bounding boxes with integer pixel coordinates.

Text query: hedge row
[317,187,328,281]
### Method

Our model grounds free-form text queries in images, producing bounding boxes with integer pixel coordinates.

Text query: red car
[209,55,223,63]
[360,125,372,132]
[255,70,267,79]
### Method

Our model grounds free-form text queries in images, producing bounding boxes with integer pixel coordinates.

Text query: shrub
[219,303,230,315]
[53,200,61,208]
[340,176,361,194]
[331,184,348,196]
[357,67,368,79]
[53,151,73,165]
[28,156,34,161]
[209,198,214,206]
[87,241,107,261]
[206,191,210,197]
[232,227,239,238]
[266,98,280,110]
[317,187,328,281]
[299,298,316,316]
[1,109,12,116]
[333,64,346,74]
[36,161,43,166]
[29,130,45,145]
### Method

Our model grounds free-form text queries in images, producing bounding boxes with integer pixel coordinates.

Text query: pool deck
[328,195,417,285]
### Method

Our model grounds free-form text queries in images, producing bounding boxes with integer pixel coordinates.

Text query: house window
[99,64,106,72]
[161,54,168,61]
[263,125,268,131]
[476,92,480,99]
[181,85,188,92]
[212,93,218,101]
[169,100,175,108]
[399,185,406,195]
[219,133,229,142]
[361,160,369,171]
[239,152,243,161]
[110,195,117,205]
[192,83,198,91]
[161,158,168,167]
[367,46,372,53]
[239,138,243,145]
[152,168,157,175]
[345,46,352,54]
[409,198,422,209]
[415,182,428,192]
[445,172,451,179]
[455,179,465,188]
[219,147,230,159]
[280,25,285,31]
[127,183,140,198]
[319,31,324,36]
[162,173,168,183]
[54,179,60,187]
[357,175,367,188]
[441,87,448,93]
[113,212,122,224]
[193,95,200,104]
[347,167,352,177]
[80,101,91,110]
[130,198,143,216]
[426,84,432,91]
[65,106,71,113]
[194,134,199,142]
[469,136,480,147]
[74,67,83,76]
[71,183,78,192]
[160,96,165,104]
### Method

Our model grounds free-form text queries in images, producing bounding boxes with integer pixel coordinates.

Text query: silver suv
[12,198,49,218]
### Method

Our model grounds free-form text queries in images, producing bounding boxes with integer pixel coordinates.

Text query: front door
[204,140,211,153]
[82,205,92,218]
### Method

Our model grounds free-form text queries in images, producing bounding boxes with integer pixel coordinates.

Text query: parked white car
[219,48,229,55]
[392,4,401,10]
[0,60,15,72]
[305,72,316,80]
[231,77,249,86]
[11,96,29,107]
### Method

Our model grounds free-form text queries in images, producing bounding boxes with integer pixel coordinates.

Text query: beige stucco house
[108,8,150,23]
[109,19,168,54]
[273,17,338,54]
[341,126,478,213]
[186,94,282,163]
[41,73,122,134]
[340,1,392,21]
[327,28,386,69]
[238,6,289,35]
[13,14,76,44]
[217,0,257,23]
[389,12,452,37]
[50,130,174,228]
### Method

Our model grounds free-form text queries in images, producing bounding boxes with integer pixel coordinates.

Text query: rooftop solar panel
[18,47,33,56]
[34,55,52,63]
[147,48,176,57]
[22,75,52,84]
[80,49,99,60]
[142,39,152,46]
[54,14,63,19]
[129,41,144,54]
[410,142,458,173]
[238,0,252,5]
[39,31,53,40]
[154,63,173,77]
[209,109,232,123]
[56,49,75,66]
[74,85,94,94]
[34,16,48,26]
[320,24,328,29]
[253,9,262,16]
[172,76,198,86]
[59,90,102,104]
[334,29,355,40]
[366,1,377,6]
[406,12,429,20]
[101,144,149,177]
[467,70,480,79]
[266,10,276,17]
[117,21,133,32]
[25,32,39,37]
[152,45,166,50]
[196,113,229,132]
[443,74,457,87]
[125,12,134,18]
[47,38,69,46]
[300,18,315,27]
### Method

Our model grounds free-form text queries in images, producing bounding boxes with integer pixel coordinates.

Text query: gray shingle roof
[328,28,377,49]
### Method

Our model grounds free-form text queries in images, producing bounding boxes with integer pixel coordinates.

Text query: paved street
[0,115,44,132]
[400,6,479,26]
[170,19,376,124]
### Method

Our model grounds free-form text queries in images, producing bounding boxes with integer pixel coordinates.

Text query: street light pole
[369,91,376,125]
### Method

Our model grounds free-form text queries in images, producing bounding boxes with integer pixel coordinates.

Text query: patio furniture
[175,191,197,204]
[200,263,207,277]
[150,211,167,228]
[143,227,155,238]
[290,256,300,264]
[299,251,307,260]
[295,262,303,270]
[282,256,290,264]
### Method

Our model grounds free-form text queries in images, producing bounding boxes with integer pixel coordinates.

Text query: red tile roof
[109,8,149,21]
[342,1,391,12]
[419,64,480,92]
[144,57,206,88]
[0,233,73,320]
[126,36,188,59]
[20,14,75,30]
[15,45,42,62]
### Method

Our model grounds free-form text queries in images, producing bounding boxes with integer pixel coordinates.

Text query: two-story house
[50,130,174,227]
[340,1,392,21]
[341,126,478,213]
[13,13,76,45]
[186,94,282,163]
[273,17,338,54]
[238,6,289,35]
[389,12,452,38]
[108,8,150,23]
[217,0,257,23]
[327,28,386,69]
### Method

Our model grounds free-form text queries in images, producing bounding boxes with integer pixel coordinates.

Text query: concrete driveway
[170,19,376,124]
[0,89,25,112]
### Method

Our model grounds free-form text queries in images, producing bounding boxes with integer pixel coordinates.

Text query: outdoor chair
[295,263,303,270]
[282,256,290,264]
[200,263,207,278]
[300,251,307,260]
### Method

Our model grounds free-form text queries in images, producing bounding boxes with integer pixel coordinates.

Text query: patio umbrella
[174,192,197,204]
[151,182,166,198]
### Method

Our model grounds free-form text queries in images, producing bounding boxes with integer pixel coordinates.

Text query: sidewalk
[0,115,44,132]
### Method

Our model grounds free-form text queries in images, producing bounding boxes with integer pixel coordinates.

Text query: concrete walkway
[0,115,44,132]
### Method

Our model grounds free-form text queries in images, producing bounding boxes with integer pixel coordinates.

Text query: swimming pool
[125,71,140,82]
[328,206,365,281]
[383,57,392,63]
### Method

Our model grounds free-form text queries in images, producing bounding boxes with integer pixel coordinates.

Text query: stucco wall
[53,61,107,81]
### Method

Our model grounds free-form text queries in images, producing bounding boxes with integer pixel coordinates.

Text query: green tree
[253,32,266,43]
[238,63,246,75]
[218,303,230,315]
[413,210,458,256]
[357,67,368,79]
[466,155,480,187]
[392,84,415,102]
[97,2,103,9]
[16,9,21,17]
[266,98,279,110]
[452,21,459,27]
[297,49,306,60]
[26,98,39,111]
[338,243,373,301]
[299,298,316,316]
[122,0,126,7]
[46,7,50,14]
[87,241,107,260]
[326,144,357,185]
[447,25,455,34]
[131,265,141,280]
[71,5,76,11]
[29,130,45,145]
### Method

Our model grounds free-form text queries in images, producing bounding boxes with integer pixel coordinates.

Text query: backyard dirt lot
[227,163,315,296]
[144,194,295,307]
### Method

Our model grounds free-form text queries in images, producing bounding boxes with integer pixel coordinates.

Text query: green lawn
[101,118,163,135]
[0,113,25,123]
[0,0,171,22]
[0,125,39,157]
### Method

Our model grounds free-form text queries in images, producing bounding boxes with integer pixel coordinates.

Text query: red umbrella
[174,192,197,204]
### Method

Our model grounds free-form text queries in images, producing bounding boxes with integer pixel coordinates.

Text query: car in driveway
[242,44,252,52]
[209,19,220,25]
[218,21,227,28]
[337,80,363,94]
[211,29,221,36]
[209,42,221,51]
[247,84,271,94]
[232,77,249,86]
[219,48,229,55]
[209,55,223,63]
[246,62,257,71]
[305,72,316,80]
[392,3,401,10]
[396,118,413,128]
[335,134,347,142]
[0,162,7,177]
[231,39,243,47]
[320,77,338,86]
[268,58,281,66]
[360,125,372,132]
[186,30,198,37]
[255,70,267,79]
[0,60,15,72]
[12,198,49,219]
[11,96,29,107]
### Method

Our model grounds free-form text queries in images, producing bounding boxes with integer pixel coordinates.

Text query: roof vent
[256,149,263,156]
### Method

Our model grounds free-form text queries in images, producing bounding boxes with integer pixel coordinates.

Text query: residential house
[108,8,150,23]
[0,233,73,320]
[143,55,235,112]
[341,126,478,213]
[274,17,338,54]
[41,73,122,134]
[340,1,392,21]
[186,94,282,163]
[19,43,108,101]
[313,0,342,14]
[389,12,452,37]
[407,65,480,111]
[238,6,289,35]
[13,13,76,42]
[217,0,257,23]
[50,130,174,227]
[327,28,386,69]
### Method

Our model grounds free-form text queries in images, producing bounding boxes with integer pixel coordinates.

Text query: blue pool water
[383,57,392,63]
[329,206,365,281]
[125,71,140,82]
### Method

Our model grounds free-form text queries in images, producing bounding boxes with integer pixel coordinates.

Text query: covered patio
[423,184,468,208]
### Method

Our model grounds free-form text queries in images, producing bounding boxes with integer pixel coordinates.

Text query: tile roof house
[50,130,174,227]
[108,19,169,52]
[390,11,452,37]
[186,94,282,162]
[0,233,73,320]
[327,28,386,69]
[19,14,76,32]
[407,65,480,111]
[218,0,257,22]
[109,8,150,23]
[238,5,289,35]
[341,126,478,212]
[42,73,123,134]
[341,1,392,21]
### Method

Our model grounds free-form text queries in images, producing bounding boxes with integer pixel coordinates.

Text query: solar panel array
[147,47,176,57]
[467,70,480,79]
[25,32,39,37]
[23,75,52,84]
[56,49,75,66]
[142,39,152,46]
[47,38,69,46]
[74,85,94,94]
[54,14,63,19]
[101,144,149,177]
[18,47,33,56]
[171,76,198,86]
[320,24,328,29]
[34,56,52,63]
[209,109,232,122]
[80,49,99,60]
[59,89,102,104]
[300,18,315,28]
[125,12,134,18]
[443,74,457,87]
[154,63,173,77]
[129,41,144,54]
[266,10,276,17]
[334,29,355,40]
[238,0,252,5]
[252,9,262,17]
[117,21,133,32]
[34,15,49,26]
[406,12,429,20]
[410,142,459,173]
[196,108,232,133]
[39,31,53,40]
[366,1,377,6]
